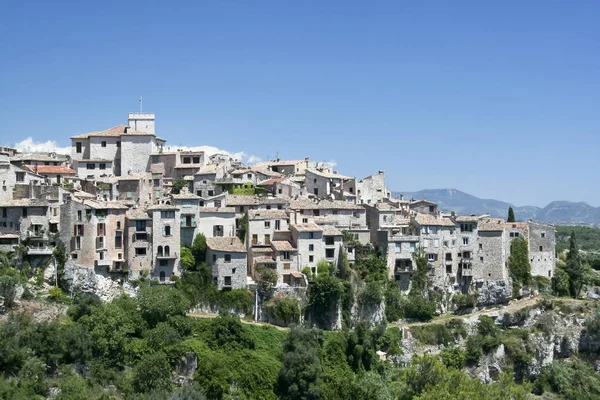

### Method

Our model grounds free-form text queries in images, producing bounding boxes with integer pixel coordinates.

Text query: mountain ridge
[393,188,600,225]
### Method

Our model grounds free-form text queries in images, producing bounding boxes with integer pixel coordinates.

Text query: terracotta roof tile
[207,236,246,253]
[271,240,296,251]
[413,213,456,227]
[24,165,75,175]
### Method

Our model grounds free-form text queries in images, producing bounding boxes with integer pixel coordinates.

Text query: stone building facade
[206,237,247,290]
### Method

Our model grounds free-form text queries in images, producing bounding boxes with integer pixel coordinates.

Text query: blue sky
[1,1,599,207]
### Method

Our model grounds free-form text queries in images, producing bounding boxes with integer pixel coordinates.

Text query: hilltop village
[0,112,556,300]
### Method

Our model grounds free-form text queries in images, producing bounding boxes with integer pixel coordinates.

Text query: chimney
[400,194,404,201]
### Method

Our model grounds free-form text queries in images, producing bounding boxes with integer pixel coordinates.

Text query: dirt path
[391,295,589,328]
[187,311,289,331]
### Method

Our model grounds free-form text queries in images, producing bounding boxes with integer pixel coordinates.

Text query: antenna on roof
[139,97,143,113]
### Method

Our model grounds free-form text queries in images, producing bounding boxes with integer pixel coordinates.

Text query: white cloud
[246,155,262,164]
[13,137,71,155]
[163,145,262,164]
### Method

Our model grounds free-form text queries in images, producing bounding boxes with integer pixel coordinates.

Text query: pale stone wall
[356,172,389,205]
[477,231,507,281]
[207,250,247,289]
[150,208,181,282]
[125,217,153,276]
[293,229,325,273]
[0,165,44,202]
[71,138,90,161]
[120,136,154,175]
[89,137,121,175]
[75,161,114,180]
[528,223,556,279]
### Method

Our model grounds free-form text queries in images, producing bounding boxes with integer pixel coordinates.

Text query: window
[224,254,232,263]
[252,234,258,245]
[479,243,483,250]
[159,260,168,267]
[480,256,484,262]
[264,234,271,245]
[264,221,271,228]
[314,188,319,195]
[87,163,95,170]
[116,221,121,230]
[115,231,122,249]
[224,276,232,286]
[76,142,82,153]
[395,243,401,252]
[462,237,469,245]
[199,201,204,207]
[163,225,172,237]
[427,253,437,262]
[308,232,314,239]
[99,252,104,260]
[99,163,106,170]
[135,248,146,256]
[309,244,314,251]
[212,254,217,262]
[302,218,309,223]
[284,263,291,270]
[539,246,543,251]
[214,200,222,208]
[161,211,175,219]
[325,248,335,259]
[193,157,200,163]
[443,240,449,247]
[136,220,147,231]
[77,210,82,221]
[75,236,81,250]
[208,190,214,197]
[16,172,25,182]
[460,223,473,232]
[309,255,314,262]
[101,141,106,147]
[183,157,191,164]
[240,206,245,212]
[282,251,291,260]
[22,207,27,217]
[275,220,281,230]
[541,232,546,238]
[446,264,452,274]
[118,253,122,259]
[325,236,335,246]
[266,205,271,210]
[1,208,6,218]
[247,173,252,179]
[409,243,416,252]
[97,223,105,236]
[154,179,160,187]
[509,232,520,238]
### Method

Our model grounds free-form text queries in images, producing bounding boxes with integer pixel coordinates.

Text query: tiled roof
[257,177,286,186]
[478,220,505,231]
[290,199,364,210]
[253,159,306,168]
[171,192,200,200]
[126,209,151,220]
[147,204,180,210]
[305,168,352,180]
[455,216,479,222]
[24,165,75,175]
[322,225,342,236]
[0,199,49,207]
[252,168,282,178]
[117,173,150,181]
[248,210,289,220]
[413,213,456,227]
[409,199,437,206]
[207,236,246,253]
[150,163,165,174]
[226,194,290,206]
[71,125,128,139]
[194,164,220,175]
[292,223,323,232]
[200,207,236,213]
[271,240,296,251]
[12,153,68,162]
[0,233,19,239]
[254,255,276,264]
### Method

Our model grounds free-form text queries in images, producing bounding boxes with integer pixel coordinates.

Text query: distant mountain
[393,189,600,226]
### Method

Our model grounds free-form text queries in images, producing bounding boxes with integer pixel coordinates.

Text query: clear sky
[1,1,599,207]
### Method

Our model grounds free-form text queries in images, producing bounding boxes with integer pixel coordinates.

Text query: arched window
[164,245,170,257]
[157,245,163,257]
[159,271,166,282]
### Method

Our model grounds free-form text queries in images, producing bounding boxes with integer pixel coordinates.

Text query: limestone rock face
[61,260,137,302]
[476,279,512,306]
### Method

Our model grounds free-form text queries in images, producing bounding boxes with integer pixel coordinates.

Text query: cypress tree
[507,207,516,223]
[565,231,587,298]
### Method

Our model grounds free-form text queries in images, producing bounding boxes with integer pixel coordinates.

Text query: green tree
[171,178,187,194]
[180,247,195,270]
[132,351,173,393]
[238,212,248,243]
[508,236,531,292]
[277,327,323,400]
[192,233,207,263]
[138,285,190,328]
[507,207,516,223]
[308,274,344,329]
[564,231,588,298]
[52,239,69,290]
[0,275,18,309]
[410,249,429,296]
[553,261,570,297]
[256,265,278,294]
[56,372,91,400]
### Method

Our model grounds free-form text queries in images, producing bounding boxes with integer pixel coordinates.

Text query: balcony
[389,234,419,242]
[395,266,413,274]
[95,259,112,267]
[27,230,45,239]
[133,232,151,242]
[181,222,197,228]
[27,246,53,255]
[461,268,473,277]
[96,238,107,251]
[156,251,178,259]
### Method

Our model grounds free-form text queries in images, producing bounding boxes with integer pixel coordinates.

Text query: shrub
[452,293,476,313]
[440,347,466,369]
[445,318,468,339]
[358,281,383,308]
[410,324,451,346]
[401,294,436,321]
[47,286,71,303]
[465,335,483,363]
[265,296,302,326]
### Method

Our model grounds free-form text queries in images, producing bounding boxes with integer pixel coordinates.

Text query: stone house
[10,152,69,167]
[60,198,128,271]
[503,221,555,279]
[206,236,247,290]
[124,208,153,277]
[409,199,438,215]
[226,194,290,235]
[23,165,76,186]
[291,223,342,275]
[356,171,391,205]
[0,158,44,202]
[197,208,236,239]
[258,177,304,199]
[253,158,314,176]
[147,204,181,283]
[304,168,356,201]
